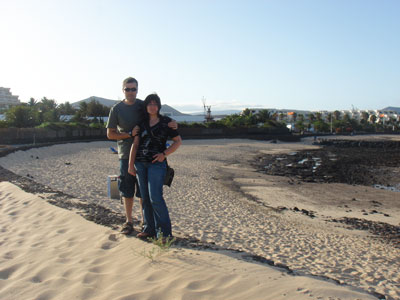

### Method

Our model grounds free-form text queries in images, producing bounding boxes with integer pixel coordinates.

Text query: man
[106,77,176,235]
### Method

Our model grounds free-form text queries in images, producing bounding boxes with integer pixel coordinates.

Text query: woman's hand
[152,153,166,163]
[167,120,178,130]
[128,166,136,176]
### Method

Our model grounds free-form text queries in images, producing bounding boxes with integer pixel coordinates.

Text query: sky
[1,0,399,113]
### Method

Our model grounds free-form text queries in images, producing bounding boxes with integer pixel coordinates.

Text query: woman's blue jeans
[135,161,172,238]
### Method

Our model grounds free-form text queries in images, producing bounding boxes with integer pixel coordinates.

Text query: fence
[0,127,298,145]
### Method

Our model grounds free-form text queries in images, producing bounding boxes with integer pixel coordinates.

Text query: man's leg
[123,197,134,223]
[118,159,135,234]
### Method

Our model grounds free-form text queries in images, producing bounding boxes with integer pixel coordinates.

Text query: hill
[160,104,189,116]
[381,106,400,113]
[71,96,118,108]
[71,97,189,117]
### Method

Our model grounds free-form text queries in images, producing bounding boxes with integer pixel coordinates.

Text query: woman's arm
[128,135,140,176]
[152,135,182,163]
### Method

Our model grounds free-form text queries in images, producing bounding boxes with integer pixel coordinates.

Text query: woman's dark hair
[144,93,162,117]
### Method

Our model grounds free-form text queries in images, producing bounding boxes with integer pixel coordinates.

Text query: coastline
[1,136,399,299]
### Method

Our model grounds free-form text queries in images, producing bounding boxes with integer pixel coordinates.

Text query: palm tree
[79,102,88,118]
[343,113,351,124]
[28,98,37,107]
[361,112,369,123]
[333,110,341,121]
[257,109,270,123]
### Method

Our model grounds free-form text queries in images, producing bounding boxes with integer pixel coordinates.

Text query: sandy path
[1,138,399,299]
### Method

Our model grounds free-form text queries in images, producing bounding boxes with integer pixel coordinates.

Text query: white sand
[0,182,376,300]
[1,138,399,298]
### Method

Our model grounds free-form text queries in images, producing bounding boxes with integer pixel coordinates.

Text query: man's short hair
[122,77,138,88]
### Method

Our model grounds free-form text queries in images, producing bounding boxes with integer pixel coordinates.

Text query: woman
[128,94,182,239]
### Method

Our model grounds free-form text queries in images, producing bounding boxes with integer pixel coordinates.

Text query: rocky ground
[251,139,400,248]
[252,139,400,187]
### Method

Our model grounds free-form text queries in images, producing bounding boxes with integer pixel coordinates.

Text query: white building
[0,87,20,109]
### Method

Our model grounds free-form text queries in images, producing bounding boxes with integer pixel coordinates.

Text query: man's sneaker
[121,222,133,235]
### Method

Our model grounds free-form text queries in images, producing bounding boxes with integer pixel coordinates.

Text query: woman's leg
[135,161,156,236]
[147,161,172,237]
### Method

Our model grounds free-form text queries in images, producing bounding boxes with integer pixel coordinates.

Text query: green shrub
[205,121,227,129]
[0,120,9,128]
[68,122,89,128]
[89,122,106,129]
[36,122,64,130]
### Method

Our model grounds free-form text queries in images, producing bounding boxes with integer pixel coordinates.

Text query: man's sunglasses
[124,88,137,92]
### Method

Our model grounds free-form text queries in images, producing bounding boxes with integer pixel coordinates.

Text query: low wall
[0,128,107,144]
[178,127,298,141]
[0,127,298,145]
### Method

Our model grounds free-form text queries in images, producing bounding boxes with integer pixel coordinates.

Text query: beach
[1,136,399,299]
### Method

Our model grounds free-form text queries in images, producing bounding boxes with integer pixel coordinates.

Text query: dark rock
[329,217,400,248]
[251,140,400,187]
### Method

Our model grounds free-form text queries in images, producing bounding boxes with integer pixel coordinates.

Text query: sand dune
[0,182,377,300]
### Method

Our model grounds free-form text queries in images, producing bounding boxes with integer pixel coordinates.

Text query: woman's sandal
[121,222,133,235]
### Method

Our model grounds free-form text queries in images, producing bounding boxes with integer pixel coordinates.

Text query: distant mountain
[160,104,189,116]
[381,106,400,113]
[70,97,190,117]
[190,109,241,116]
[71,96,118,108]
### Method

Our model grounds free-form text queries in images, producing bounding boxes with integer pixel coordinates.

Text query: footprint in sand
[0,264,21,279]
[108,233,118,242]
[99,234,119,250]
[56,228,68,234]
[3,251,16,260]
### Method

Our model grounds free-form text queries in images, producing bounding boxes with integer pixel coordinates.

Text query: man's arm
[107,128,131,140]
[107,126,140,140]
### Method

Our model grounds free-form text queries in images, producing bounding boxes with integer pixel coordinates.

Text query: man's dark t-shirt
[106,100,144,159]
[136,116,179,162]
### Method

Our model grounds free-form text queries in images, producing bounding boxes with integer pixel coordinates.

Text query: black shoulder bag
[144,121,175,187]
